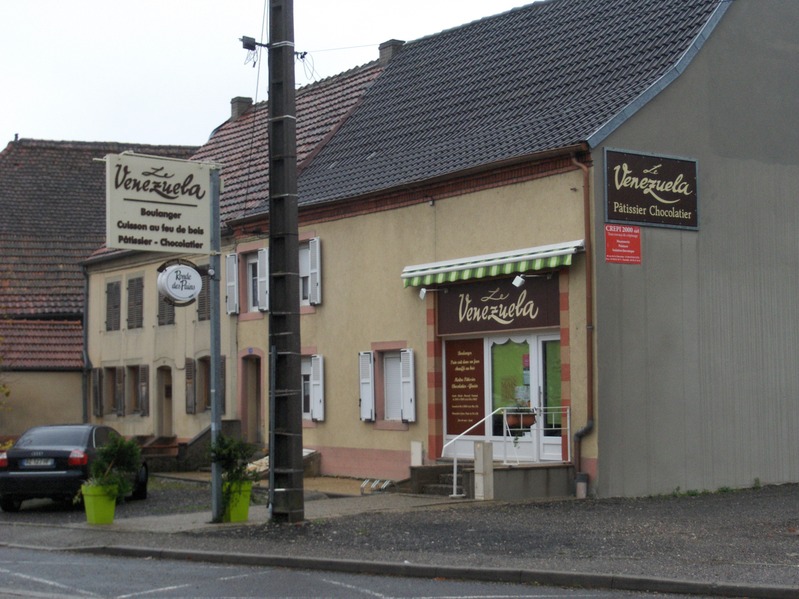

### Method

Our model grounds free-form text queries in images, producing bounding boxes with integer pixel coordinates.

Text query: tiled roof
[0,319,83,370]
[190,61,384,224]
[297,0,728,205]
[0,139,197,317]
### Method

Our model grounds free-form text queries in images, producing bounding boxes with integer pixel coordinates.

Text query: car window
[16,427,90,447]
[93,427,114,448]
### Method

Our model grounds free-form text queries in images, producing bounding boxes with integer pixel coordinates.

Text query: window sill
[374,420,409,431]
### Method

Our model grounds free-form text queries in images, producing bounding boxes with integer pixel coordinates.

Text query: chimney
[230,96,253,120]
[379,39,405,65]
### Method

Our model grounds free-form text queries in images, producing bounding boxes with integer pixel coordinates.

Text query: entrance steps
[411,461,575,500]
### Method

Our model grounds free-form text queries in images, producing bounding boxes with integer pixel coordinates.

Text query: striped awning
[401,240,584,287]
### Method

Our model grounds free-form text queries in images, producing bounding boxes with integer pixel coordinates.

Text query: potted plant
[79,433,142,524]
[210,433,258,523]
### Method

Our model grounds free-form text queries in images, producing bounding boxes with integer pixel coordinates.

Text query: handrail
[441,408,504,497]
[441,405,570,497]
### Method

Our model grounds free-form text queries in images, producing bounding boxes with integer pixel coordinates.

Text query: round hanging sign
[157,264,203,305]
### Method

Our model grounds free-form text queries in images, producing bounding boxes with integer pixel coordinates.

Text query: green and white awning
[401,240,584,287]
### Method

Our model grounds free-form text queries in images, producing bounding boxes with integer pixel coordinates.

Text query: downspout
[81,264,92,423]
[571,155,595,495]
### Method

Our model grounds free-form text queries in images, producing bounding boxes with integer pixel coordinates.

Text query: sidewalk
[2,475,798,598]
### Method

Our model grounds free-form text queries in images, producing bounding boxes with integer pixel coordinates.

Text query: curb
[69,544,799,599]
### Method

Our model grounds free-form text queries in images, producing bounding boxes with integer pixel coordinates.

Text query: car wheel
[0,496,22,513]
[131,464,148,500]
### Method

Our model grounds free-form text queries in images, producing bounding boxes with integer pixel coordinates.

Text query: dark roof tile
[297,0,725,205]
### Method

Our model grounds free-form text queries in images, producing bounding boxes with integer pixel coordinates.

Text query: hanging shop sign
[106,153,212,254]
[157,263,203,305]
[605,148,698,230]
[437,276,559,336]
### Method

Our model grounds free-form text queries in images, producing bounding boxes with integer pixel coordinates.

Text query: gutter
[81,264,92,424]
[571,155,595,496]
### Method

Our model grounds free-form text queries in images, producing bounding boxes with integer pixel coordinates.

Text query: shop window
[127,276,143,329]
[105,281,121,331]
[302,355,324,421]
[358,349,415,424]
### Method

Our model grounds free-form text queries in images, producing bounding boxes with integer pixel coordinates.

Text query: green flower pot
[81,484,117,524]
[222,480,253,523]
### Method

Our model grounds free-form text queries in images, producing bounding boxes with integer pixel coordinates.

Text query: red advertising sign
[605,224,641,264]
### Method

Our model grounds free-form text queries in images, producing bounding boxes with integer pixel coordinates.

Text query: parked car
[0,424,148,512]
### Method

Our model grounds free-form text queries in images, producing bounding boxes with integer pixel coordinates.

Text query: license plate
[23,458,54,467]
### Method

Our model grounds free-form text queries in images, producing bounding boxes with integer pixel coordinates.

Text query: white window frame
[245,249,269,312]
[359,349,415,423]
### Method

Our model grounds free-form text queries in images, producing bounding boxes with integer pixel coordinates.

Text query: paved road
[1,477,798,598]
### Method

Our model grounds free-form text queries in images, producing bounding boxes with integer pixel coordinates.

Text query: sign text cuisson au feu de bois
[106,153,212,255]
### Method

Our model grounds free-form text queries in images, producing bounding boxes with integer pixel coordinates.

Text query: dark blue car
[0,424,148,512]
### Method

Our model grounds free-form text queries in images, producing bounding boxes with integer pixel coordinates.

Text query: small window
[127,277,144,329]
[358,348,415,424]
[106,281,121,331]
[246,249,269,312]
[126,365,141,413]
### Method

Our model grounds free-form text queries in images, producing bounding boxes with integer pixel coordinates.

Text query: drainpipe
[81,265,92,423]
[571,155,595,495]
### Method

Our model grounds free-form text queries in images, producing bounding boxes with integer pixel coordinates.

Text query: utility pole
[267,0,304,523]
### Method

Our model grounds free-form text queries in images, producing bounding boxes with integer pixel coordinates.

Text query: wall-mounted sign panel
[437,276,559,336]
[605,148,698,230]
[605,224,641,264]
[106,153,212,254]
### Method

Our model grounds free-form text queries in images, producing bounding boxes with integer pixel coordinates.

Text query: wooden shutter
[359,351,375,422]
[127,277,143,329]
[198,270,210,321]
[158,293,175,326]
[115,366,125,416]
[257,248,269,312]
[92,368,103,417]
[139,364,150,417]
[309,237,321,305]
[225,254,239,315]
[400,349,416,423]
[185,358,196,414]
[310,354,324,422]
[106,281,121,331]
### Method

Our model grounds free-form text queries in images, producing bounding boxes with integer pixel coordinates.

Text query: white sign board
[157,264,203,304]
[106,153,212,254]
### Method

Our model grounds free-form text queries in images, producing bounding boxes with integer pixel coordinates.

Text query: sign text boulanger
[605,148,698,230]
[106,153,211,254]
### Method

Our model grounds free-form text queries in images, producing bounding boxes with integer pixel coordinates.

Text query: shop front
[402,240,582,465]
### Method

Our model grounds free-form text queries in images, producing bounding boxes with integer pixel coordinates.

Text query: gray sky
[1,1,528,147]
